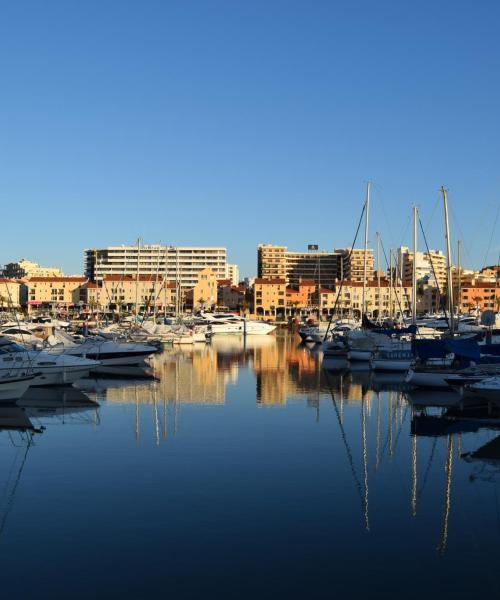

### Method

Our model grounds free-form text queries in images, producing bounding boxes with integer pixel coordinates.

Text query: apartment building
[26,277,87,311]
[86,275,177,311]
[397,247,447,289]
[85,244,227,288]
[453,280,499,313]
[331,280,412,318]
[257,244,374,286]
[225,264,240,286]
[337,248,375,282]
[253,277,287,317]
[185,268,218,309]
[3,258,64,279]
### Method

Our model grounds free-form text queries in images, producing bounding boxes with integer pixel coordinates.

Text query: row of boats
[305,313,500,402]
[0,312,277,402]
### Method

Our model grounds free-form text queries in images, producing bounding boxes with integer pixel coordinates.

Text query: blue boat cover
[413,338,480,362]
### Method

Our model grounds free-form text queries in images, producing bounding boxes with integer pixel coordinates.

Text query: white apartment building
[85,245,227,288]
[225,264,240,286]
[397,246,447,289]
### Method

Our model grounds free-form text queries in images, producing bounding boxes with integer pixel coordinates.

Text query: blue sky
[0,0,499,277]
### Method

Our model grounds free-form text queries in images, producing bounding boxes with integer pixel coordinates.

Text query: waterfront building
[86,275,177,312]
[397,246,447,290]
[253,277,287,317]
[26,277,87,312]
[0,279,23,309]
[185,268,217,310]
[225,264,240,286]
[3,258,64,279]
[84,244,227,288]
[453,279,499,313]
[322,280,412,318]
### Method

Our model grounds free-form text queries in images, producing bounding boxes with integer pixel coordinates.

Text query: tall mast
[389,249,393,320]
[362,181,371,321]
[457,240,461,317]
[412,206,418,325]
[441,187,454,335]
[376,232,381,322]
[135,237,140,319]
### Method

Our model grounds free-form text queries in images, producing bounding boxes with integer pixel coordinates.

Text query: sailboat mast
[135,237,140,319]
[376,232,381,321]
[362,181,371,321]
[441,187,454,335]
[412,206,418,325]
[457,240,461,317]
[389,249,393,320]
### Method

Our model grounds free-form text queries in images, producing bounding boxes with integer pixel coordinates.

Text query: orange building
[455,280,499,312]
[253,277,287,318]
[285,279,317,308]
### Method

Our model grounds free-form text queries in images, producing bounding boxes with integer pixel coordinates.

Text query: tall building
[3,258,64,279]
[84,244,227,288]
[257,244,340,286]
[257,244,375,286]
[337,248,375,282]
[225,263,240,286]
[397,247,446,289]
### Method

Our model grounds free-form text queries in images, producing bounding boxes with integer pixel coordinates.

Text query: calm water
[0,332,499,598]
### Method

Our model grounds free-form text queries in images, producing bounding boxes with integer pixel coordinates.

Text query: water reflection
[0,332,498,596]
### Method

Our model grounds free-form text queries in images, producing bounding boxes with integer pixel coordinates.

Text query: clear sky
[1,0,499,277]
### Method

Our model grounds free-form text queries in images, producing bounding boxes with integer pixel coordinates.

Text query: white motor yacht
[0,337,99,386]
[47,330,158,367]
[201,313,276,335]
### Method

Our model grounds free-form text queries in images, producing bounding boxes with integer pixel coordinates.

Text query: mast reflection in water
[0,331,498,598]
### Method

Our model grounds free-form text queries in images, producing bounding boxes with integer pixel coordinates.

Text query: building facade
[86,275,177,311]
[85,244,227,289]
[26,277,87,312]
[397,246,447,290]
[225,264,240,286]
[253,277,287,317]
[186,268,218,310]
[257,244,375,286]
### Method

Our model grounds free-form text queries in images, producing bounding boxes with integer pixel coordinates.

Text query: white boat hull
[370,358,412,372]
[0,375,35,402]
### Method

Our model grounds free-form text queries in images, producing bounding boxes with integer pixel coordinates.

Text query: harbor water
[0,331,499,598]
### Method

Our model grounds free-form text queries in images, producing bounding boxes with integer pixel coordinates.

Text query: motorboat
[200,313,276,335]
[0,337,98,386]
[45,330,159,367]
